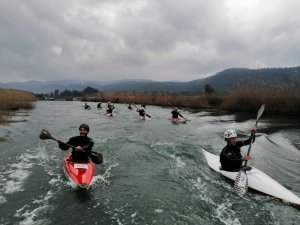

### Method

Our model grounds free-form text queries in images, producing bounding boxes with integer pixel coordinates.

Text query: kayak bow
[63,153,94,189]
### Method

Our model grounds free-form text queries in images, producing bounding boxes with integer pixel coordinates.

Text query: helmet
[79,124,89,132]
[174,107,178,111]
[224,129,237,140]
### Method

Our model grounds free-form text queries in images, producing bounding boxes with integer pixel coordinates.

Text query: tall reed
[0,89,37,111]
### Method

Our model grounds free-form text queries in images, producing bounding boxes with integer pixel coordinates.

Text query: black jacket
[171,110,183,118]
[106,106,114,113]
[59,136,94,162]
[220,134,255,171]
[137,109,145,117]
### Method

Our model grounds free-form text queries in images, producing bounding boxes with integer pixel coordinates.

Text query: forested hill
[0,66,299,94]
[198,67,300,93]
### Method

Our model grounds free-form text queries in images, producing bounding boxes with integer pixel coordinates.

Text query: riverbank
[81,89,300,115]
[0,89,37,123]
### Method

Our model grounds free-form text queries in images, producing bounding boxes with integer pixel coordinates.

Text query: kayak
[168,117,186,124]
[202,149,300,205]
[106,113,113,117]
[63,153,94,189]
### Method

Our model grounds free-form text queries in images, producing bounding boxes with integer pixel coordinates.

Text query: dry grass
[82,85,300,115]
[220,81,300,115]
[0,88,36,112]
[101,91,210,108]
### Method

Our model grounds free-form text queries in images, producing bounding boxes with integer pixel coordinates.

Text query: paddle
[234,104,265,195]
[167,101,190,121]
[132,103,151,118]
[39,129,103,164]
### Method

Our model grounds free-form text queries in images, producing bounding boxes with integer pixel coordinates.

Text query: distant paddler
[171,107,187,121]
[84,103,91,110]
[136,104,151,119]
[97,102,102,110]
[106,102,115,116]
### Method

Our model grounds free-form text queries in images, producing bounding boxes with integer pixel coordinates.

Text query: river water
[0,101,299,225]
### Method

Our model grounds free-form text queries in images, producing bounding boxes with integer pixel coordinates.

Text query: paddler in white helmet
[220,127,256,171]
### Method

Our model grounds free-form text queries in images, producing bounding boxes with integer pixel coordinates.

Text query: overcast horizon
[1,0,299,83]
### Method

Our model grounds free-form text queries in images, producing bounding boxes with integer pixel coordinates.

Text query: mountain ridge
[1,67,299,94]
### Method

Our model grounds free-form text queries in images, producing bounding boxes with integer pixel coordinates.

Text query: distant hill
[199,67,300,92]
[0,67,299,94]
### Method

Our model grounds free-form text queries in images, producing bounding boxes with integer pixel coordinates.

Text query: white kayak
[202,149,300,205]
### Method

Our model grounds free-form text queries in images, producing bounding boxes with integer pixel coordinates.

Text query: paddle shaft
[49,136,77,149]
[243,104,265,167]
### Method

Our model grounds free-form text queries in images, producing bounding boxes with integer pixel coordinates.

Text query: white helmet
[224,129,237,140]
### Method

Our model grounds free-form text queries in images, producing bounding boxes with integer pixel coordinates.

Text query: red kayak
[63,153,94,189]
[168,117,187,124]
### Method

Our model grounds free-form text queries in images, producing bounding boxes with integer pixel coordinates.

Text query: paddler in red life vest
[171,107,184,119]
[57,124,94,162]
[220,127,256,172]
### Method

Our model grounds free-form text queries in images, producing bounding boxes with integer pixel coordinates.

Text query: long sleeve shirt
[59,136,94,162]
[220,135,255,171]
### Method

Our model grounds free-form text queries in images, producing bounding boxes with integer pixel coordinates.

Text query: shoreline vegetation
[1,83,300,119]
[0,89,37,124]
[80,86,300,116]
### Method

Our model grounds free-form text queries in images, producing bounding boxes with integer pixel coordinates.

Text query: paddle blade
[39,129,54,140]
[89,151,103,165]
[256,104,265,121]
[234,170,248,195]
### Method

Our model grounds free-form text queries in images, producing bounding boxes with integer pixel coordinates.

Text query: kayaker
[106,102,115,114]
[137,106,146,118]
[57,124,94,162]
[84,103,91,110]
[128,103,133,110]
[171,108,184,119]
[97,102,102,109]
[220,127,256,171]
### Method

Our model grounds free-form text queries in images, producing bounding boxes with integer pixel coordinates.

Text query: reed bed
[220,82,300,115]
[81,87,300,115]
[0,89,36,121]
[100,91,210,109]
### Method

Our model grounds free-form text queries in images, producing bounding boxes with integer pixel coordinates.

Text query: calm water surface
[0,101,299,225]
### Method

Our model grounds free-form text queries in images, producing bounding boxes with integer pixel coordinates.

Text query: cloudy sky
[0,0,299,83]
